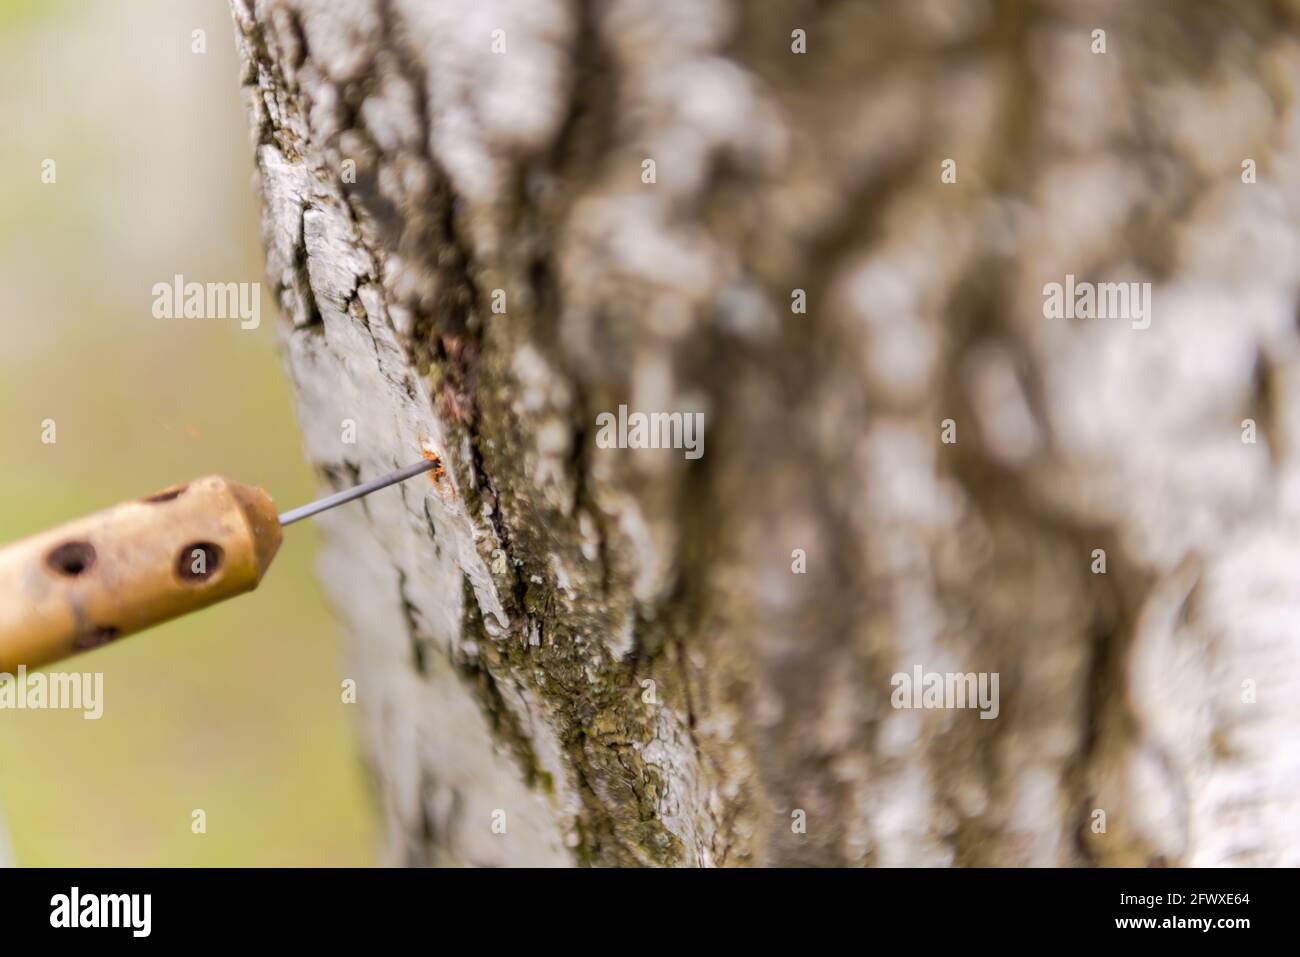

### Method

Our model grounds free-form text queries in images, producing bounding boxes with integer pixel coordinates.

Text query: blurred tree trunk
[231,0,1300,866]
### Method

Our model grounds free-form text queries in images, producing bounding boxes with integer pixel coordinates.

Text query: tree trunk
[230,0,1300,866]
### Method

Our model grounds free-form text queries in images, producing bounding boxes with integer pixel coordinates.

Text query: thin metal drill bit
[278,459,438,526]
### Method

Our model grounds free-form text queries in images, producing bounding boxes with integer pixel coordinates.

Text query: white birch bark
[231,0,1300,866]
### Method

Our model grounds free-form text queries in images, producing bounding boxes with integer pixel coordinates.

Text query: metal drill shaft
[278,459,438,527]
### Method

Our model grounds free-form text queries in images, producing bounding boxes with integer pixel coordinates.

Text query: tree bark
[230,0,1300,866]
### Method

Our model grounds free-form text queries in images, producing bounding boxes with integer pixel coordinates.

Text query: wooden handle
[0,476,282,672]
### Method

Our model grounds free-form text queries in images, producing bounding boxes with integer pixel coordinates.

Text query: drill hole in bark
[142,484,187,504]
[176,542,223,583]
[47,541,96,577]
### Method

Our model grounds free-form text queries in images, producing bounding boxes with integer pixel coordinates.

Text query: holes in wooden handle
[47,540,97,577]
[142,484,188,504]
[176,542,223,583]
[74,625,121,651]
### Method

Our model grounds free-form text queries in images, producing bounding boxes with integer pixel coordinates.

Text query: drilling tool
[0,459,438,672]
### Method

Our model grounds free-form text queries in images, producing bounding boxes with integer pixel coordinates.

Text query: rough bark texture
[231,0,1300,866]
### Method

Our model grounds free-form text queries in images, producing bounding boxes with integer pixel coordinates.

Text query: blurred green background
[0,0,378,864]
